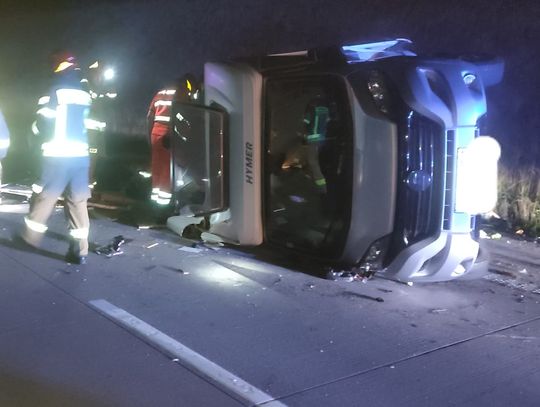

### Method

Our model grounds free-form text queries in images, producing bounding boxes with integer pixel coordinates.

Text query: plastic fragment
[178,246,203,253]
[95,235,126,257]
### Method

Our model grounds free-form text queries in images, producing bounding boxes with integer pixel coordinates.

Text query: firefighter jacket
[34,69,93,158]
[147,88,176,141]
[0,109,9,160]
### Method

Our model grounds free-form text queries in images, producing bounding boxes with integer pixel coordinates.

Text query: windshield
[264,75,353,258]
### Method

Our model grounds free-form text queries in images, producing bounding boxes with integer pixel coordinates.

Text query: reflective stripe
[56,89,91,106]
[38,96,51,105]
[156,197,171,205]
[70,228,89,239]
[154,100,172,107]
[31,121,39,135]
[0,139,9,149]
[37,107,56,119]
[307,133,322,142]
[158,191,172,199]
[158,89,176,95]
[176,112,185,121]
[42,141,89,157]
[32,184,43,194]
[85,118,106,130]
[154,115,170,122]
[24,217,48,233]
[315,178,327,186]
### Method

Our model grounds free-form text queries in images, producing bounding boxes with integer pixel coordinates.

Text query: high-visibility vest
[304,105,330,144]
[35,70,92,158]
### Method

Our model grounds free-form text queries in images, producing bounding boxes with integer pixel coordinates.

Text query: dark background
[0,0,538,169]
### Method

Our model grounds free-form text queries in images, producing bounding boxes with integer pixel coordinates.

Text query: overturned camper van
[167,39,503,282]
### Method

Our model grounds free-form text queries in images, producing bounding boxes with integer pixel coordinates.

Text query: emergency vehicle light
[104,68,115,81]
[341,38,416,63]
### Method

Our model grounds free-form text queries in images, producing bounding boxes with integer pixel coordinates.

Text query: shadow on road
[0,370,108,407]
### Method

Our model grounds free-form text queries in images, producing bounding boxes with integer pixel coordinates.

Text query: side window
[264,75,352,256]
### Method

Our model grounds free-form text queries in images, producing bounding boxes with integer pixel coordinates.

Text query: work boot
[65,250,87,265]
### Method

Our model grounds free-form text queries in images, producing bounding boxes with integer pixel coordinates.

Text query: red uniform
[147,88,176,205]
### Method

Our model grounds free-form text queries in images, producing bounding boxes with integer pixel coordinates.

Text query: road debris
[95,235,126,257]
[340,291,385,302]
[326,270,357,282]
[146,242,159,249]
[430,308,448,313]
[378,288,393,293]
[480,230,502,240]
[178,246,203,253]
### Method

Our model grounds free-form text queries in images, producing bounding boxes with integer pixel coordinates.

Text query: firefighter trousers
[22,157,91,256]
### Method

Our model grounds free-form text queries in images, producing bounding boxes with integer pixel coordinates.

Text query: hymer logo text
[245,142,254,184]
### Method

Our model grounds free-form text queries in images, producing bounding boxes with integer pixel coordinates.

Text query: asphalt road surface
[0,205,539,406]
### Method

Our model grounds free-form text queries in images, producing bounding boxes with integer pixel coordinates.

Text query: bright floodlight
[104,68,115,80]
[455,136,501,214]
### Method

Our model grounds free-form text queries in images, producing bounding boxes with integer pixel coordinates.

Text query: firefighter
[302,95,330,194]
[84,60,110,185]
[146,74,200,208]
[0,108,9,189]
[20,52,93,265]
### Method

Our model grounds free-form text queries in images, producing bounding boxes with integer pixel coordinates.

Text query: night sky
[0,0,538,166]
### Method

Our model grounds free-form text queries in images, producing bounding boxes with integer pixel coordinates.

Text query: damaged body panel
[164,39,503,282]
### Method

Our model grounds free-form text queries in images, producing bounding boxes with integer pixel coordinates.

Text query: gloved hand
[161,134,171,149]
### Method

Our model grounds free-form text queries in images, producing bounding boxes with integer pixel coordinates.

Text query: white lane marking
[89,299,286,407]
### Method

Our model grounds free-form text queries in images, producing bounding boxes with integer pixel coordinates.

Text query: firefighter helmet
[175,74,200,101]
[51,51,78,73]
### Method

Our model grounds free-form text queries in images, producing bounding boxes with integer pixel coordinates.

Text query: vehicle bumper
[381,231,481,283]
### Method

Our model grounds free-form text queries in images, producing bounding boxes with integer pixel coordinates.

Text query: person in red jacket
[147,74,199,207]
